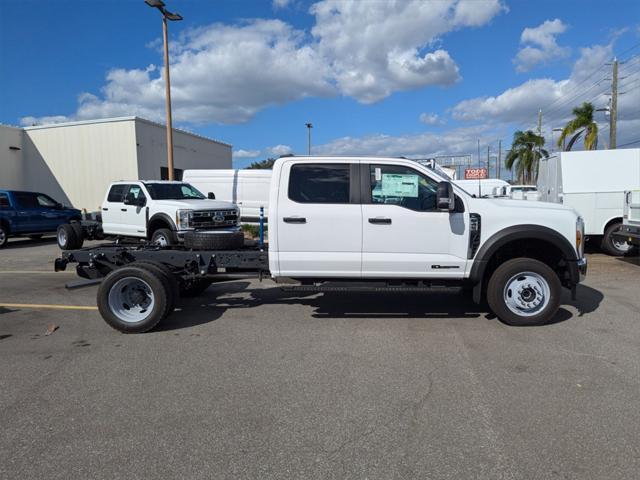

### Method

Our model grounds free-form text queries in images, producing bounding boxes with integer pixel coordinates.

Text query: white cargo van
[184,169,271,223]
[537,148,640,255]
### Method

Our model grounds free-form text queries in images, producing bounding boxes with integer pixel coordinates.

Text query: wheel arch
[0,218,10,233]
[602,216,623,234]
[147,213,176,238]
[470,225,578,303]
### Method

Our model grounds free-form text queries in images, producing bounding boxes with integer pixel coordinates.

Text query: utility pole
[537,109,542,136]
[487,145,490,177]
[305,123,313,155]
[498,140,502,179]
[610,58,618,149]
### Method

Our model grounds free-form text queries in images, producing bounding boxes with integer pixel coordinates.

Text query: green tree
[247,158,276,169]
[557,102,598,151]
[505,130,549,184]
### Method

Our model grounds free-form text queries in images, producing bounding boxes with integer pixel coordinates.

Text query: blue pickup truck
[0,190,82,247]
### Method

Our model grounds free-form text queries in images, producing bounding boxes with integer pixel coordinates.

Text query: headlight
[576,216,584,257]
[177,209,194,230]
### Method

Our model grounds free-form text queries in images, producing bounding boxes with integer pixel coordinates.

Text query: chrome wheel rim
[612,236,630,253]
[154,234,168,247]
[57,229,67,246]
[503,271,550,317]
[108,277,155,323]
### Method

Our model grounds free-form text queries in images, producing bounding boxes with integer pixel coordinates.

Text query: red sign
[464,168,488,179]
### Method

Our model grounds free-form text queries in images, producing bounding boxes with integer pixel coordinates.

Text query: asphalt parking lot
[1,237,639,480]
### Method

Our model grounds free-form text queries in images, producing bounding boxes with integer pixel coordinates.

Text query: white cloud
[233,149,261,159]
[310,0,504,103]
[419,112,442,125]
[23,0,506,125]
[267,144,293,156]
[514,19,571,72]
[315,124,494,158]
[272,0,292,8]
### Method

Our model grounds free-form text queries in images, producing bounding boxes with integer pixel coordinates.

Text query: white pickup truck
[57,156,587,333]
[56,180,242,249]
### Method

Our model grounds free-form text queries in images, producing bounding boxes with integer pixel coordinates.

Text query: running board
[281,282,460,293]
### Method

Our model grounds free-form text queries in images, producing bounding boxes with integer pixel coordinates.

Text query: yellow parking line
[0,270,75,274]
[0,303,98,311]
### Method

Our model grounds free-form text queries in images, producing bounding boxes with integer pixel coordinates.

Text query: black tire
[28,234,43,240]
[180,279,213,297]
[486,258,561,327]
[601,222,630,256]
[151,228,178,247]
[128,261,179,316]
[0,224,8,248]
[57,224,83,250]
[184,230,244,250]
[70,221,84,242]
[97,266,169,333]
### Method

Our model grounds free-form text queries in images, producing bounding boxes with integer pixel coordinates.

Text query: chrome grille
[191,209,238,229]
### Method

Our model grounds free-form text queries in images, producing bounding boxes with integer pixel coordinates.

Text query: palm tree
[505,130,549,184]
[557,102,598,151]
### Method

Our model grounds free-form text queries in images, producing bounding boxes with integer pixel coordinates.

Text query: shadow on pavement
[157,280,605,332]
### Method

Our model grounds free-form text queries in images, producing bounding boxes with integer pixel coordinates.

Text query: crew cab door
[361,163,469,278]
[101,184,129,235]
[120,184,148,237]
[276,161,362,277]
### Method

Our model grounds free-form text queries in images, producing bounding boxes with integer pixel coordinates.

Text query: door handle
[283,216,306,224]
[368,217,392,225]
[121,208,128,212]
[102,208,109,211]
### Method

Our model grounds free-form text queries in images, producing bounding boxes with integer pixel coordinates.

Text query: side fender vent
[468,213,481,259]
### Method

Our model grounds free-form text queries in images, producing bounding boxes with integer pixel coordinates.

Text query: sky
[1,0,639,171]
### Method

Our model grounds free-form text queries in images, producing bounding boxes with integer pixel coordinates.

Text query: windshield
[144,183,206,200]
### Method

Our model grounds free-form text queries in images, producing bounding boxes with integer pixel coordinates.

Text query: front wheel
[486,258,561,326]
[601,222,630,256]
[151,228,178,247]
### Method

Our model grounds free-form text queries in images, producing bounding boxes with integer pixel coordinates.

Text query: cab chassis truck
[54,156,587,333]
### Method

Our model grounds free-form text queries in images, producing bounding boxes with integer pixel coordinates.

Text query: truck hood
[470,197,576,213]
[152,199,237,210]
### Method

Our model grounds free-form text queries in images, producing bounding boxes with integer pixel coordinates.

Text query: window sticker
[375,167,382,181]
[381,174,419,197]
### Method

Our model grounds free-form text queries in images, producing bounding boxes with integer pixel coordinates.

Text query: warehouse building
[0,117,231,210]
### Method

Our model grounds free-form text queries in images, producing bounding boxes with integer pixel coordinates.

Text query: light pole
[145,0,183,180]
[305,123,313,155]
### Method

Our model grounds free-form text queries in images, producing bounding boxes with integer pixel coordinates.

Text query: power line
[617,138,640,147]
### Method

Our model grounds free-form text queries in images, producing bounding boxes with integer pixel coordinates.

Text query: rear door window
[288,164,351,204]
[13,193,39,208]
[0,193,9,209]
[107,185,127,203]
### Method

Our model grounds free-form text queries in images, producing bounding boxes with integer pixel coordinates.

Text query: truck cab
[0,190,81,247]
[101,181,240,245]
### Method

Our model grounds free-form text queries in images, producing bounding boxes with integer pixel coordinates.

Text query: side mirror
[436,181,455,211]
[207,192,215,200]
[55,202,64,209]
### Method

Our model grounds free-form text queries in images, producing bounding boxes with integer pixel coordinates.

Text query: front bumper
[613,224,640,247]
[567,257,588,286]
[177,226,241,241]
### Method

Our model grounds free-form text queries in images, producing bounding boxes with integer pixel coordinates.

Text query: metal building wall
[23,119,139,210]
[0,125,25,190]
[134,119,232,180]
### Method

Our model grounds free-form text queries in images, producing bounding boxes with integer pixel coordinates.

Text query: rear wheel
[127,261,178,317]
[0,224,8,248]
[601,222,630,256]
[487,258,561,326]
[57,224,83,250]
[97,266,169,333]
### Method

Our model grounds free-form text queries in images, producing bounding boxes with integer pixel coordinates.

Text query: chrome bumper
[577,257,587,282]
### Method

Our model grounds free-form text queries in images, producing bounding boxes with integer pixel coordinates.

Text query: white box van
[537,148,640,255]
